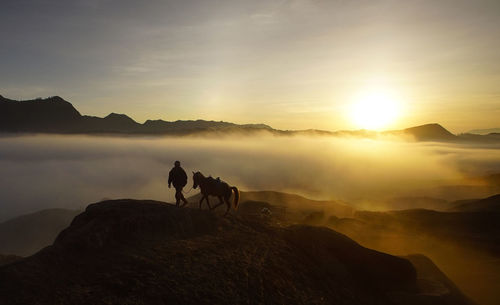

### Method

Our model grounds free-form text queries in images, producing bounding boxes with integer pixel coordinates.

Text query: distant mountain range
[468,128,500,135]
[1,95,499,142]
[0,95,273,135]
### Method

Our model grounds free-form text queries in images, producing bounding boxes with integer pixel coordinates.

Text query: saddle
[207,176,221,183]
[207,176,225,190]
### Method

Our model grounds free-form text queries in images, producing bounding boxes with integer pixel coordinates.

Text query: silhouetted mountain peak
[44,95,66,103]
[403,123,456,141]
[104,112,136,122]
[0,95,81,132]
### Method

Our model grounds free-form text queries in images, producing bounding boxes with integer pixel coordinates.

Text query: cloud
[1,134,500,221]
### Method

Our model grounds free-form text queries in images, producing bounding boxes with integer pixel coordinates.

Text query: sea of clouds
[1,134,500,221]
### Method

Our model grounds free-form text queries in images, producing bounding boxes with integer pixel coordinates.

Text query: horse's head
[192,171,201,189]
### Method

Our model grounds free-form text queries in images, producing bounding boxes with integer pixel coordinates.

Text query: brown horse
[192,171,240,215]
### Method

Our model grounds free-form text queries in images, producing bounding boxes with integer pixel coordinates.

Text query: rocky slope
[0,199,472,305]
[0,208,81,256]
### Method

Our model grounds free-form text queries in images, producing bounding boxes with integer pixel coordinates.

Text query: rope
[182,186,194,194]
[166,182,194,195]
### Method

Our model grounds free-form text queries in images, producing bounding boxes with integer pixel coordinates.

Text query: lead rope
[182,186,194,194]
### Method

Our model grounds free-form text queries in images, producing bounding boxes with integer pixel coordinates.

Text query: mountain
[0,200,474,305]
[404,123,457,141]
[456,132,500,143]
[0,95,273,135]
[404,254,471,303]
[326,205,500,305]
[77,113,142,133]
[381,196,450,211]
[188,190,355,219]
[0,208,81,256]
[0,95,81,132]
[354,209,500,255]
[141,119,273,135]
[450,194,500,212]
[468,128,500,135]
[1,95,498,143]
[385,123,458,142]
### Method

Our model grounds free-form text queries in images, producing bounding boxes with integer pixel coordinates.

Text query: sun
[349,89,401,130]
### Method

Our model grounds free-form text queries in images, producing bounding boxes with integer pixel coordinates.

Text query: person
[168,160,188,207]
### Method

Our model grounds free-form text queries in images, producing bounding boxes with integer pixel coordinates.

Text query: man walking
[168,160,188,207]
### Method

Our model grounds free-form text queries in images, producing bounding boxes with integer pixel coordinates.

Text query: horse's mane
[193,171,205,178]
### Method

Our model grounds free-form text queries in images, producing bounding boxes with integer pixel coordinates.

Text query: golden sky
[2,0,500,132]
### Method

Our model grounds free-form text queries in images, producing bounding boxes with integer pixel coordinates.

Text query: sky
[1,0,500,132]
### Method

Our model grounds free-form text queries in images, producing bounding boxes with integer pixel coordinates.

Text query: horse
[192,171,240,215]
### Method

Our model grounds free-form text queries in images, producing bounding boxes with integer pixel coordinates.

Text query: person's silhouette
[168,160,188,207]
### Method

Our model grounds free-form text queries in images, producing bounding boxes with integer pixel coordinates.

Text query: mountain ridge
[0,95,496,142]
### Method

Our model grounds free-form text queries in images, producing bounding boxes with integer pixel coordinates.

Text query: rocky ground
[0,199,473,305]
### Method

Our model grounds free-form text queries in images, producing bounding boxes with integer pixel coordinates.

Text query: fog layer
[1,134,500,221]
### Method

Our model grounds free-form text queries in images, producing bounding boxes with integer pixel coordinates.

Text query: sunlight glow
[349,89,401,130]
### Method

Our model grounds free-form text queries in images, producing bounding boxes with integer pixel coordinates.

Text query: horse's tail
[231,186,240,210]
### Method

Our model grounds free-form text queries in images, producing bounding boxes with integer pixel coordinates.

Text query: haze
[1,134,499,221]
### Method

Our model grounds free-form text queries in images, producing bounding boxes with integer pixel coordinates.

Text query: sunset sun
[349,89,401,130]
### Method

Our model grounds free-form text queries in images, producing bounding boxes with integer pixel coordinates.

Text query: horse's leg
[211,196,225,210]
[224,198,231,216]
[199,195,205,209]
[205,196,211,210]
[223,189,233,216]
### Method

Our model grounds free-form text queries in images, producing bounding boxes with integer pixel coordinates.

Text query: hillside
[380,196,450,211]
[0,254,21,266]
[325,206,500,305]
[188,190,355,220]
[0,208,81,256]
[352,209,500,255]
[0,199,471,305]
[450,194,500,212]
